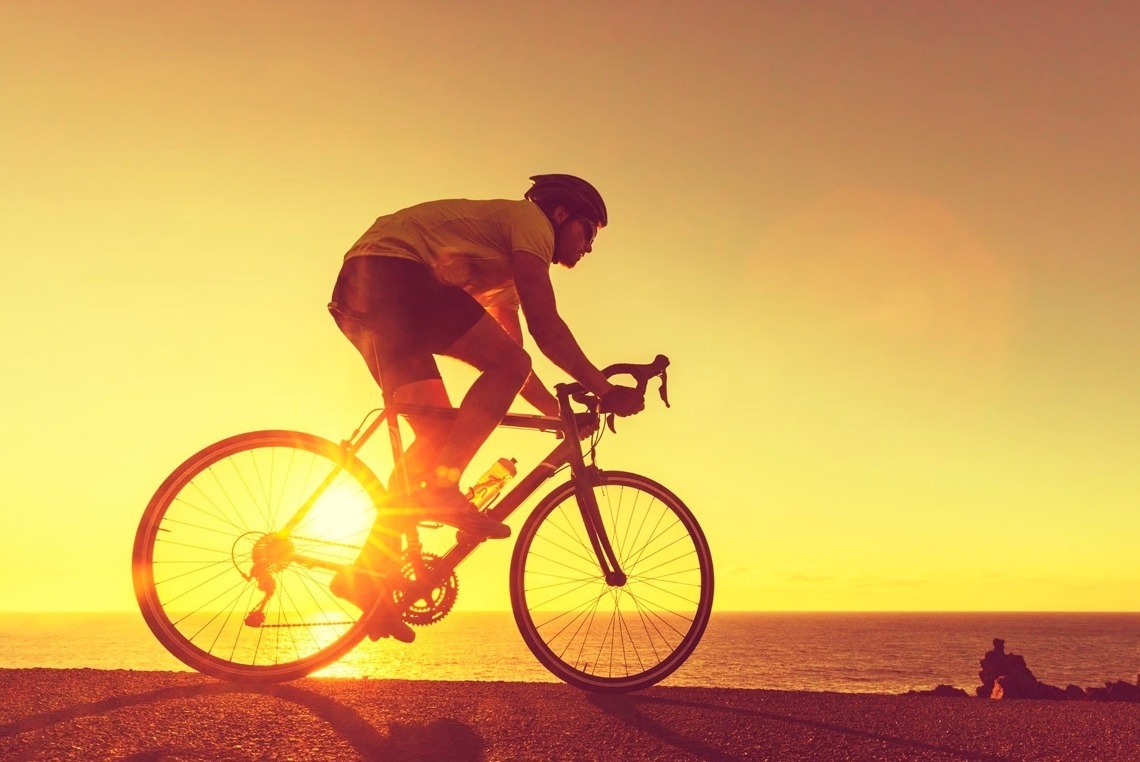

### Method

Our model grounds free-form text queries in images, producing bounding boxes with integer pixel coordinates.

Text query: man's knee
[498,345,532,388]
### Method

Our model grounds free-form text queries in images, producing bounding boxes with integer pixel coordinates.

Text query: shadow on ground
[588,692,1015,762]
[1,680,484,761]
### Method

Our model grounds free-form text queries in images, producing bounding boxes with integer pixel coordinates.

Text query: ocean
[2,612,1137,695]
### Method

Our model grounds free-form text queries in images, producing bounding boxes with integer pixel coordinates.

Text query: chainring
[393,552,459,626]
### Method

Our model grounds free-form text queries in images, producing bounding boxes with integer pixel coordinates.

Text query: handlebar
[554,354,671,410]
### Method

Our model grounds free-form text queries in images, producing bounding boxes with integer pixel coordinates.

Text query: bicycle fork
[554,388,627,587]
[573,465,627,587]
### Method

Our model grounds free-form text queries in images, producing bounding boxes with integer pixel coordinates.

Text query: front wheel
[510,471,714,692]
[132,430,387,682]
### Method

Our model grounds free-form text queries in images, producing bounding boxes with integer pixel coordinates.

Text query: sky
[2,1,1137,613]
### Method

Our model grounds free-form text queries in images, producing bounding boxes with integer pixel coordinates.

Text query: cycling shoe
[412,486,511,540]
[329,566,415,644]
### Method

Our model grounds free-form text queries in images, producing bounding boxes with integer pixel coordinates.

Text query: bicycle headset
[524,174,608,229]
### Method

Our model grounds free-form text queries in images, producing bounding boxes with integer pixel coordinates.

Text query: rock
[907,684,969,698]
[991,674,1067,701]
[977,638,1066,700]
[970,638,1140,702]
[1086,681,1140,703]
[977,638,1033,697]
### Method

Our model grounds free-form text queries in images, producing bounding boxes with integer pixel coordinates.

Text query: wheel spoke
[134,432,381,680]
[513,472,712,692]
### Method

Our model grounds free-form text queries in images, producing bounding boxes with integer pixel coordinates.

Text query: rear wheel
[510,471,713,692]
[132,430,388,681]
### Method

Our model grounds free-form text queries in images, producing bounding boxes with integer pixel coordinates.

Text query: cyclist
[328,174,644,641]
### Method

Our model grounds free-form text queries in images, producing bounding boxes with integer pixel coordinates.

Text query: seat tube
[384,406,410,494]
[360,331,411,502]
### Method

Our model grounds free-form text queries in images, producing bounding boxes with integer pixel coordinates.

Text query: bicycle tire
[509,471,713,692]
[132,430,387,682]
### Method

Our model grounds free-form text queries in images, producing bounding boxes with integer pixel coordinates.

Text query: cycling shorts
[330,256,486,390]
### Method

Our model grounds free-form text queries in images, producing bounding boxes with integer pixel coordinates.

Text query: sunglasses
[575,217,598,247]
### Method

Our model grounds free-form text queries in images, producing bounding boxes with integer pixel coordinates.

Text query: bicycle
[132,353,714,693]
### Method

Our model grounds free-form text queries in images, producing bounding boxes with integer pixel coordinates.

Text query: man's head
[525,174,607,268]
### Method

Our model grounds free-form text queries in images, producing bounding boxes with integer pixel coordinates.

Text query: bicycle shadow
[1,679,484,761]
[586,692,1016,762]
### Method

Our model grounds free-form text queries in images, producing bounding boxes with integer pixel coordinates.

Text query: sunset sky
[3,1,1137,614]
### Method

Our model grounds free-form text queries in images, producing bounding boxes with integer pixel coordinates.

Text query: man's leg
[388,378,453,495]
[427,312,532,489]
[360,317,524,547]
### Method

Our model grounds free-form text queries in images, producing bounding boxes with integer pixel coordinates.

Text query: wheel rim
[134,432,382,679]
[514,473,713,690]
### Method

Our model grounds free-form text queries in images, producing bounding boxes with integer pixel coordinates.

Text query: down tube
[440,439,573,570]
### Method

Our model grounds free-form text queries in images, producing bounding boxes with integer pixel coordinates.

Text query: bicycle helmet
[525,174,608,228]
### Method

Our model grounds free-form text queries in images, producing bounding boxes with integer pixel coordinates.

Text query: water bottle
[467,457,517,509]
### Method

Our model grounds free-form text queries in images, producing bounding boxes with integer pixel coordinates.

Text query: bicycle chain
[289,534,362,552]
[256,619,357,628]
[243,538,458,629]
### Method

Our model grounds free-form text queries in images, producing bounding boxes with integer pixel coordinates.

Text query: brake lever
[658,368,670,408]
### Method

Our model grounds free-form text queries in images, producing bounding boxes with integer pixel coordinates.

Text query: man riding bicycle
[328,174,644,641]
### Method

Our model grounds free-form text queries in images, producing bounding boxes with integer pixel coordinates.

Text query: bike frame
[279,383,626,600]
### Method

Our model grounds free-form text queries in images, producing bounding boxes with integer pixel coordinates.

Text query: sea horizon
[3,611,1137,695]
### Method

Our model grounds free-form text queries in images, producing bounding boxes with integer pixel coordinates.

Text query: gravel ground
[2,669,1139,761]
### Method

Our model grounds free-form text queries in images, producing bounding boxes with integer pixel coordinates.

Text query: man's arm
[510,251,615,399]
[486,303,560,417]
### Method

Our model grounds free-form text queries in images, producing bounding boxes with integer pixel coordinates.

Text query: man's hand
[574,412,599,439]
[599,385,644,417]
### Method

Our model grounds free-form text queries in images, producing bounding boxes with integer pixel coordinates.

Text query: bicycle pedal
[455,530,484,546]
[367,612,416,643]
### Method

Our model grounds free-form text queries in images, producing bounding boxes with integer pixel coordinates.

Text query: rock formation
[977,638,1065,699]
[976,638,1140,701]
[910,638,1140,702]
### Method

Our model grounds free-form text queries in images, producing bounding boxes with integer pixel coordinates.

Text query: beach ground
[2,669,1139,761]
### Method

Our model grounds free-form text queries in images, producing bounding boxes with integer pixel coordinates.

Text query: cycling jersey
[345,198,554,311]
